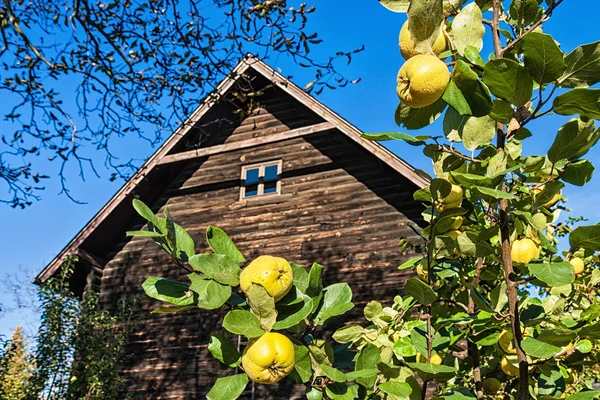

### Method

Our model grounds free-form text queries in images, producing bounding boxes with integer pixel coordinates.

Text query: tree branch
[500,0,565,57]
[493,1,529,399]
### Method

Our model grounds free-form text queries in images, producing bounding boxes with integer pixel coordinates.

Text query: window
[240,160,282,200]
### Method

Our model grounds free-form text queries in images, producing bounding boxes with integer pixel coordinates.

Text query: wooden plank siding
[97,120,425,398]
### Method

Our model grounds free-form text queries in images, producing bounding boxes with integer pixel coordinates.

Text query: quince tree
[131,0,600,398]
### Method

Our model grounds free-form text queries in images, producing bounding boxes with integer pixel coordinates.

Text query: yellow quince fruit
[511,238,540,264]
[416,263,429,281]
[240,255,293,301]
[416,352,443,365]
[399,21,448,60]
[569,257,585,275]
[435,184,463,211]
[533,185,562,208]
[482,377,502,394]
[242,332,295,384]
[498,330,517,354]
[397,54,450,108]
[500,356,519,377]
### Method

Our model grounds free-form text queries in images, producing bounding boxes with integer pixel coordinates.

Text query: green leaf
[246,283,278,331]
[173,224,195,261]
[560,40,600,88]
[553,89,600,120]
[407,362,456,381]
[395,99,446,130]
[457,232,493,258]
[562,159,595,186]
[208,334,241,367]
[379,382,413,397]
[355,344,381,388]
[472,186,517,200]
[443,81,471,116]
[206,226,245,263]
[410,324,429,356]
[151,305,195,314]
[405,278,438,305]
[548,117,599,163]
[467,283,492,312]
[278,286,305,306]
[464,45,486,68]
[533,180,564,209]
[132,198,158,225]
[273,294,313,330]
[188,274,231,310]
[448,60,493,117]
[399,257,423,270]
[290,263,309,293]
[142,277,195,306]
[306,387,323,400]
[430,178,452,201]
[460,115,496,151]
[326,383,355,400]
[570,224,600,251]
[580,323,600,340]
[222,310,264,338]
[288,342,312,383]
[539,368,566,397]
[126,230,165,237]
[314,283,354,325]
[522,32,566,85]
[509,0,539,30]
[576,339,593,353]
[490,99,515,124]
[206,374,248,400]
[393,336,417,357]
[164,208,177,253]
[333,325,365,344]
[361,132,427,145]
[344,369,379,380]
[450,3,484,56]
[442,388,477,399]
[188,254,242,286]
[538,329,576,346]
[306,262,324,298]
[565,392,600,400]
[483,59,533,107]
[450,172,491,187]
[379,0,410,12]
[443,105,469,142]
[527,262,575,287]
[407,0,444,54]
[471,329,500,346]
[522,337,562,358]
[321,364,347,382]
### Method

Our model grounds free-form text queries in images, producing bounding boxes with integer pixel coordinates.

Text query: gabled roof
[36,55,428,284]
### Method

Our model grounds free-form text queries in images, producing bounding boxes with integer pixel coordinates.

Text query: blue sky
[0,0,599,338]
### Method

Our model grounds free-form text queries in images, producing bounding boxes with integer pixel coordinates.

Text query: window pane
[264,164,279,182]
[245,184,258,197]
[245,168,260,185]
[264,181,278,194]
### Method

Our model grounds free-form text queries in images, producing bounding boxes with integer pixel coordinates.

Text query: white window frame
[240,160,282,200]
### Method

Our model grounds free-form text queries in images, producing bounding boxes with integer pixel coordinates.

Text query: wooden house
[35,56,427,399]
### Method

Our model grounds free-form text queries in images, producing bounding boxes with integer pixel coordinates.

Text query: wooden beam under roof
[158,121,335,165]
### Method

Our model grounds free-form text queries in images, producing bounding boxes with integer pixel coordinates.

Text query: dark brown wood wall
[97,93,424,399]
